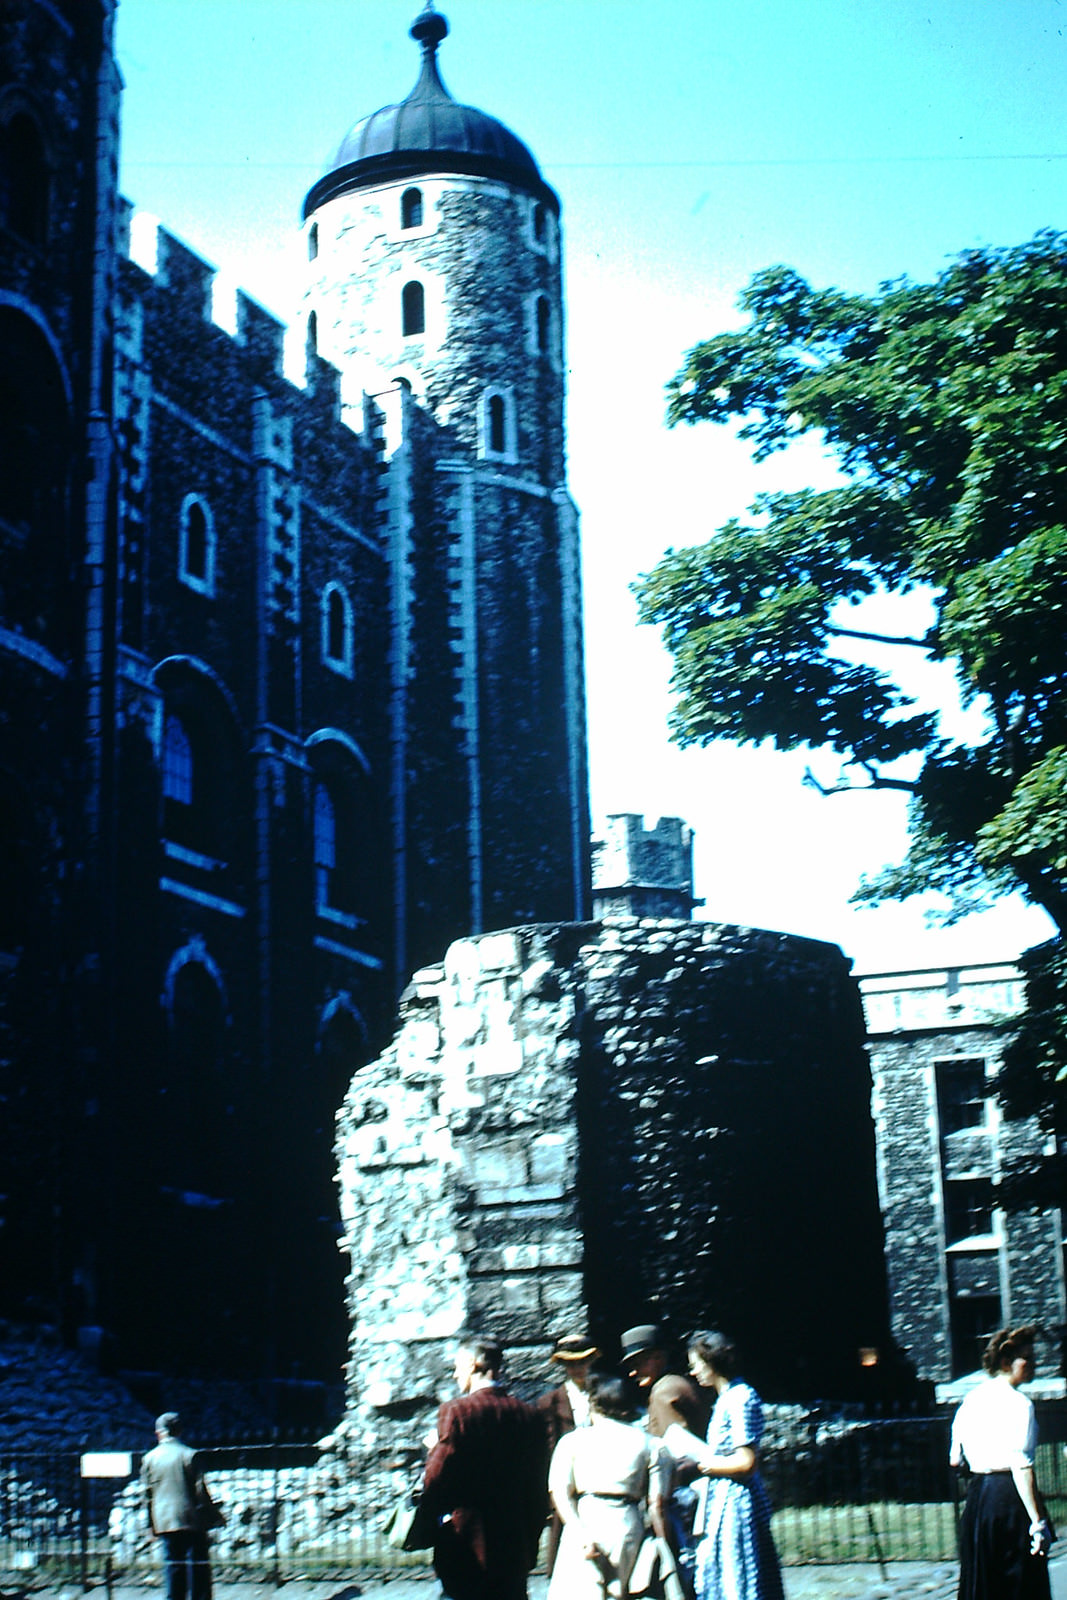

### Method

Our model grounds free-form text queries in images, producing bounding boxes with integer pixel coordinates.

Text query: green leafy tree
[636,230,1067,936]
[635,231,1067,1194]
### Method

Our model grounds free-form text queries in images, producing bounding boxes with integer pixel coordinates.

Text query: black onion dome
[302,4,559,218]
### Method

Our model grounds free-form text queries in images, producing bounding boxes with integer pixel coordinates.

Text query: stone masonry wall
[333,918,892,1508]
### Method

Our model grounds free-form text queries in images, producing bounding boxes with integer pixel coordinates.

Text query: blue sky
[115,0,1067,972]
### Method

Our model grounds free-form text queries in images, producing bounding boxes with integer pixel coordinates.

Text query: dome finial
[410,3,448,55]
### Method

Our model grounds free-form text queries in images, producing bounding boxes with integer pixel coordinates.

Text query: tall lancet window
[536,295,551,354]
[322,583,354,677]
[480,388,516,462]
[401,187,423,229]
[179,494,216,595]
[162,713,193,807]
[402,280,425,337]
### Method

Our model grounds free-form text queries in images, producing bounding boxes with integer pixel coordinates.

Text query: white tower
[303,5,590,976]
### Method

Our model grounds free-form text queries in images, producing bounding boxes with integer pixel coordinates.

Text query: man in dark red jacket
[422,1333,548,1600]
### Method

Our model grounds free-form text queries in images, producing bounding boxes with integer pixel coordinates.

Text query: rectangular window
[944,1178,995,1244]
[949,1293,1002,1379]
[936,1057,988,1136]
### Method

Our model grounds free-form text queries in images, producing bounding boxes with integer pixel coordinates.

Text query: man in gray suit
[140,1412,213,1600]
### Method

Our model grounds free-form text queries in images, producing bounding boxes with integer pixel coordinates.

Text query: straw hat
[551,1333,600,1364]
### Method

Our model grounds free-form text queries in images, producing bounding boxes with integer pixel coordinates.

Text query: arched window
[401,187,423,229]
[314,779,360,919]
[308,736,376,926]
[532,202,546,246]
[156,662,247,873]
[321,583,353,676]
[536,295,551,355]
[401,280,425,337]
[307,310,318,354]
[162,713,193,806]
[326,590,345,660]
[0,113,47,246]
[308,220,318,261]
[489,394,506,454]
[481,389,515,460]
[184,504,208,582]
[179,495,215,595]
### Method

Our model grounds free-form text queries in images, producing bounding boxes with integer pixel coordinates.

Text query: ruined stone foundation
[333,918,891,1499]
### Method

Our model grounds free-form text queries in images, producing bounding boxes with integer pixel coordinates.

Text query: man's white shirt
[565,1379,591,1427]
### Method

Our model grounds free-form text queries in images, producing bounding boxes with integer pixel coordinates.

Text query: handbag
[385,1495,435,1551]
[385,1501,419,1550]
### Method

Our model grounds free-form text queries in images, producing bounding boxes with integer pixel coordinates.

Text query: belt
[578,1492,640,1503]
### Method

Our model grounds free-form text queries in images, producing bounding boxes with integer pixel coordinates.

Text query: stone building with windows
[0,0,590,1381]
[6,0,1063,1408]
[861,963,1065,1387]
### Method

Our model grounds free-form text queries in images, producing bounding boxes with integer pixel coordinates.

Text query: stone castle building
[3,0,1060,1409]
[0,0,588,1381]
[861,964,1065,1387]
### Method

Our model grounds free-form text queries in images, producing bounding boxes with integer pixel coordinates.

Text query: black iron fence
[4,1416,1067,1590]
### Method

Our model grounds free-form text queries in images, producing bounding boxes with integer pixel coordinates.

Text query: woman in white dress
[950,1325,1054,1600]
[548,1374,668,1600]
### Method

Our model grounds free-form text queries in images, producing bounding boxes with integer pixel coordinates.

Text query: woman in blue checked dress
[680,1331,783,1600]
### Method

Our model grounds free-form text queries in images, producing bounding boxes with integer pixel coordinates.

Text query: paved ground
[23,1554,1067,1600]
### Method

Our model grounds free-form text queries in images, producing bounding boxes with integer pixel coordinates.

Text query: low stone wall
[107,1460,384,1571]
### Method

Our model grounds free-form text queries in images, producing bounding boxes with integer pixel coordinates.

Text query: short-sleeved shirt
[949,1377,1038,1473]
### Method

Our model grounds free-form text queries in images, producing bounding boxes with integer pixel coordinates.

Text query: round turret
[303,2,564,457]
[303,5,558,219]
[301,4,590,952]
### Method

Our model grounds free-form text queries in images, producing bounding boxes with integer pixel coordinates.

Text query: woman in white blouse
[548,1374,668,1600]
[950,1325,1054,1600]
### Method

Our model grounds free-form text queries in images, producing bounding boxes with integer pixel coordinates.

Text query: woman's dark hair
[688,1329,738,1380]
[982,1325,1038,1376]
[588,1374,637,1421]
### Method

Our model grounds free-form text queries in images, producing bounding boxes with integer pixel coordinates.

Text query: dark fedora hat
[619,1324,665,1363]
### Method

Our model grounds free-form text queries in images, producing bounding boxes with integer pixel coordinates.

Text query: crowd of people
[411,1320,1060,1600]
[145,1320,1058,1600]
[413,1321,784,1600]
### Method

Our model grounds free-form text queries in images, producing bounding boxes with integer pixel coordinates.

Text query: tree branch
[803,764,918,797]
[827,625,929,649]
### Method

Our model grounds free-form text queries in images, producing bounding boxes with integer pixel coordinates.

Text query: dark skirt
[958,1473,1051,1600]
